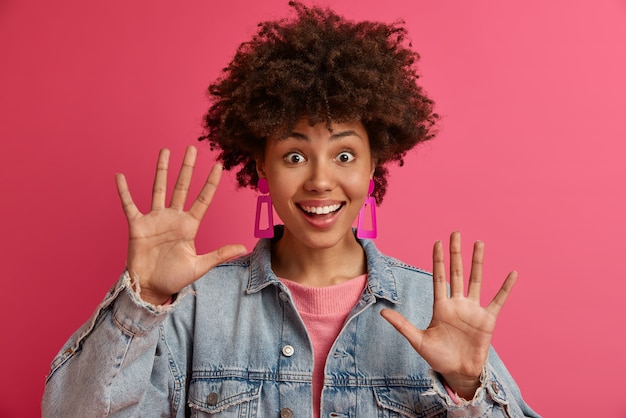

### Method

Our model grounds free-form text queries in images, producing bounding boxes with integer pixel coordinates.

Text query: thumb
[380,308,425,352]
[197,244,248,274]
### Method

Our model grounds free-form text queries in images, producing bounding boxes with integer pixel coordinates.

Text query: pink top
[280,275,367,418]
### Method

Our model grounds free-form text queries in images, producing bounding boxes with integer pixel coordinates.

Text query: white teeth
[301,204,342,214]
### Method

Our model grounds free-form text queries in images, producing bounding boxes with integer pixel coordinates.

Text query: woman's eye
[285,152,305,164]
[336,151,355,163]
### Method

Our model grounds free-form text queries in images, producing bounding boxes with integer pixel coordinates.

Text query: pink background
[1,0,625,416]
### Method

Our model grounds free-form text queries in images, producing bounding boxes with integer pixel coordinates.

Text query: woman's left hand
[381,231,517,400]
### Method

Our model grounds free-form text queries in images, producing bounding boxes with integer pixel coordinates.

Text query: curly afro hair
[199,1,438,203]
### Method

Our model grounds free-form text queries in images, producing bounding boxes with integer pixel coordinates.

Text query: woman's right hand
[115,145,247,305]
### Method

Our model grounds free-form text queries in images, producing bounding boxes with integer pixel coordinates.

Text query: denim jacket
[43,229,539,417]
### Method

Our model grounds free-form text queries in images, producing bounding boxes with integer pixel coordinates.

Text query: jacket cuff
[111,271,177,336]
[429,366,511,416]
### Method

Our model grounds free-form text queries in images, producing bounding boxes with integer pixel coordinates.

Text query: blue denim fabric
[43,228,540,417]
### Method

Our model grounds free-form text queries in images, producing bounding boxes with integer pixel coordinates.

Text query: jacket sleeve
[430,348,541,418]
[42,271,188,418]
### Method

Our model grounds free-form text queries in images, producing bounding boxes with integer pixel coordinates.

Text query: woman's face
[258,119,376,250]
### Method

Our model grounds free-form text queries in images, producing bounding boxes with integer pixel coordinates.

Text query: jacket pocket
[374,386,445,418]
[188,378,261,417]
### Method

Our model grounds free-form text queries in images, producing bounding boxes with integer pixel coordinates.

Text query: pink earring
[357,180,377,239]
[254,178,274,238]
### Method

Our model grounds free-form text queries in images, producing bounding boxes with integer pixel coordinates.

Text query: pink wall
[1,0,625,416]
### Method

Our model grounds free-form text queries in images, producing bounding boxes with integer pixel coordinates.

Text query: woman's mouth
[299,203,343,216]
[296,202,345,228]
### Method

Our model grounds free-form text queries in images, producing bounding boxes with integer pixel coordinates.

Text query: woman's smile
[297,200,345,228]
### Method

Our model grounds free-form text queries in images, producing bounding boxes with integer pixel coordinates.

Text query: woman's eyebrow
[282,130,363,141]
[330,130,362,141]
[284,132,308,141]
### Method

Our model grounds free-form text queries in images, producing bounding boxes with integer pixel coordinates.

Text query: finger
[170,145,197,210]
[115,173,141,221]
[188,163,222,221]
[467,240,485,301]
[486,271,518,316]
[196,244,248,275]
[432,240,447,301]
[449,231,464,297]
[380,309,424,352]
[151,148,170,211]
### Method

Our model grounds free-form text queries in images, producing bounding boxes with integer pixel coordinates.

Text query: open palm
[115,146,247,305]
[381,232,517,399]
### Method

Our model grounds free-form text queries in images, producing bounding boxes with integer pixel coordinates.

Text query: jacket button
[282,345,295,357]
[279,292,289,302]
[414,402,422,413]
[207,392,218,405]
[280,407,293,418]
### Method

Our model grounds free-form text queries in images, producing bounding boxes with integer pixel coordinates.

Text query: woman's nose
[304,160,336,192]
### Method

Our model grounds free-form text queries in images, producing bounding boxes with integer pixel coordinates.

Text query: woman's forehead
[274,118,367,138]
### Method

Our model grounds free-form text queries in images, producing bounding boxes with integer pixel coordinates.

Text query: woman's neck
[271,228,367,287]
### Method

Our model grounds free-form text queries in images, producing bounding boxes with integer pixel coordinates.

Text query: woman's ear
[256,158,266,179]
[370,159,377,179]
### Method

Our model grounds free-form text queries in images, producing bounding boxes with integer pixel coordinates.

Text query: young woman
[43,3,539,417]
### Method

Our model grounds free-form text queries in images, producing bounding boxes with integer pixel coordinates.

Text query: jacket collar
[246,226,400,304]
